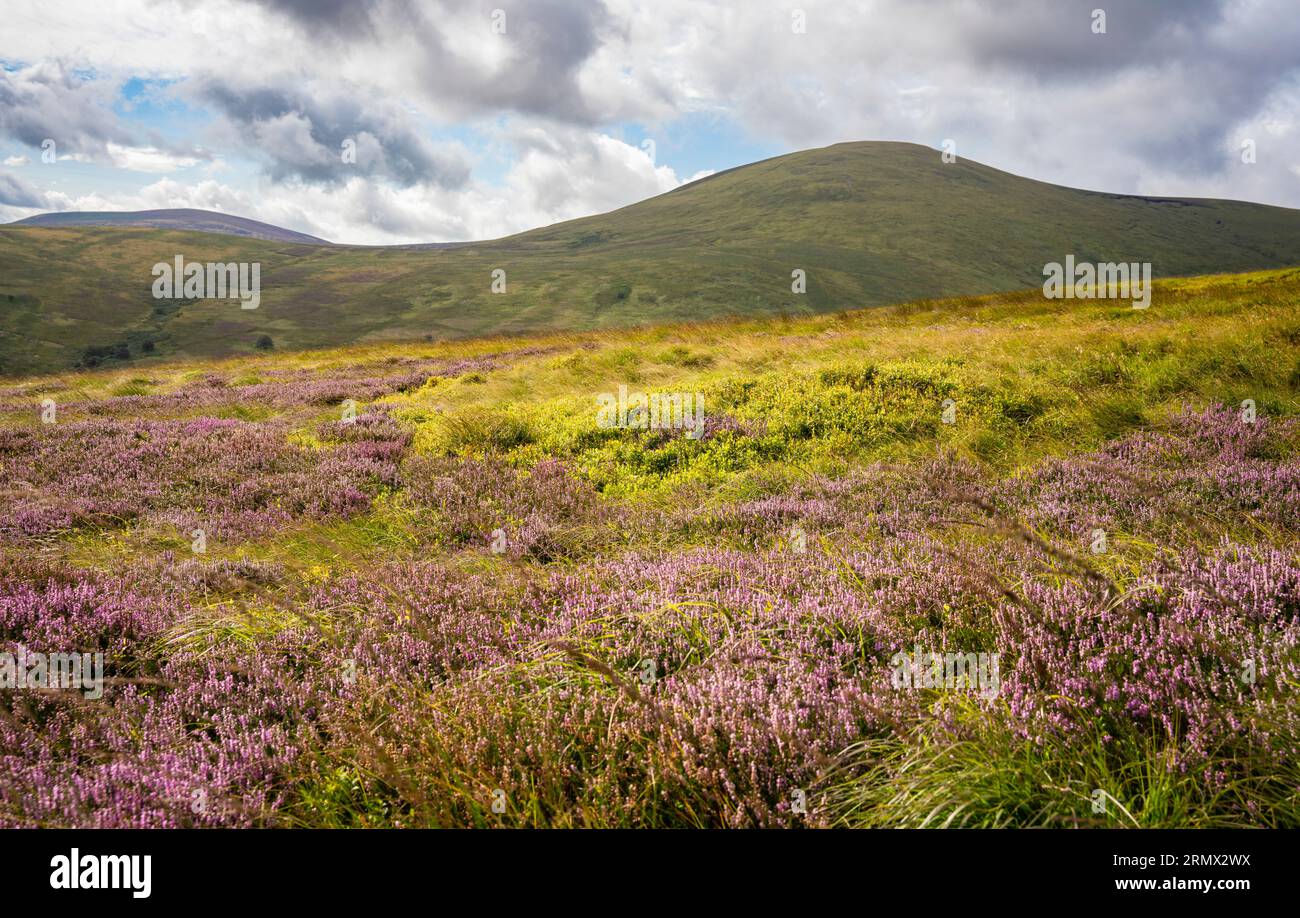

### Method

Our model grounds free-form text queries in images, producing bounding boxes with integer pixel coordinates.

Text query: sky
[1,0,1298,245]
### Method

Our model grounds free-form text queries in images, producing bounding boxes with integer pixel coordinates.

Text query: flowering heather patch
[0,351,522,424]
[678,456,990,548]
[1000,407,1300,541]
[265,525,1300,826]
[399,455,614,561]
[0,562,173,658]
[0,564,316,827]
[0,412,405,541]
[1000,541,1300,766]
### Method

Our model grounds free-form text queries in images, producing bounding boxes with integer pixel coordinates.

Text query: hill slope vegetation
[3,141,1300,375]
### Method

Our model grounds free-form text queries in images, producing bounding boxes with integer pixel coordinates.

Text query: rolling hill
[10,208,329,245]
[2,140,1300,376]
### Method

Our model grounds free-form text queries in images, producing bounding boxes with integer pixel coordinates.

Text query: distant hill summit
[3,141,1300,375]
[10,208,330,245]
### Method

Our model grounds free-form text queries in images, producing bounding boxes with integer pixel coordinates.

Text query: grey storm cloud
[704,0,1300,195]
[0,62,135,155]
[0,171,46,208]
[931,0,1300,176]
[192,77,472,188]
[947,0,1228,78]
[0,62,208,167]
[242,0,611,123]
[241,0,408,35]
[414,0,611,123]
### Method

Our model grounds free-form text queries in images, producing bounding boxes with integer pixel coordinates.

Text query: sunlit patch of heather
[299,544,1008,826]
[316,407,412,476]
[679,457,989,546]
[0,372,406,423]
[998,540,1300,767]
[131,554,288,596]
[0,413,406,542]
[307,563,526,685]
[295,454,1299,826]
[0,647,316,828]
[0,562,173,656]
[0,567,318,828]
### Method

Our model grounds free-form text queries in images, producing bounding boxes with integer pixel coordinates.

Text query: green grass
[822,699,1300,828]
[394,267,1300,497]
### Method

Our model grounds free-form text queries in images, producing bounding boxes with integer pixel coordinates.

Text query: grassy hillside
[1,269,1297,827]
[4,141,1300,376]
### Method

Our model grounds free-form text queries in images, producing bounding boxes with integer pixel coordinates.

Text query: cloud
[0,171,47,207]
[27,130,699,244]
[945,0,1227,77]
[238,0,613,122]
[411,0,613,123]
[189,76,473,188]
[0,61,135,157]
[592,0,1300,201]
[106,143,203,172]
[500,125,682,219]
[241,0,399,35]
[0,61,208,172]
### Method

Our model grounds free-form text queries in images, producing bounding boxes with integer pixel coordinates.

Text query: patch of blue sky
[429,116,520,186]
[614,114,784,179]
[114,77,210,141]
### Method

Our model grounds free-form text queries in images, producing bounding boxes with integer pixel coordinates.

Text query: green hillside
[3,141,1300,376]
